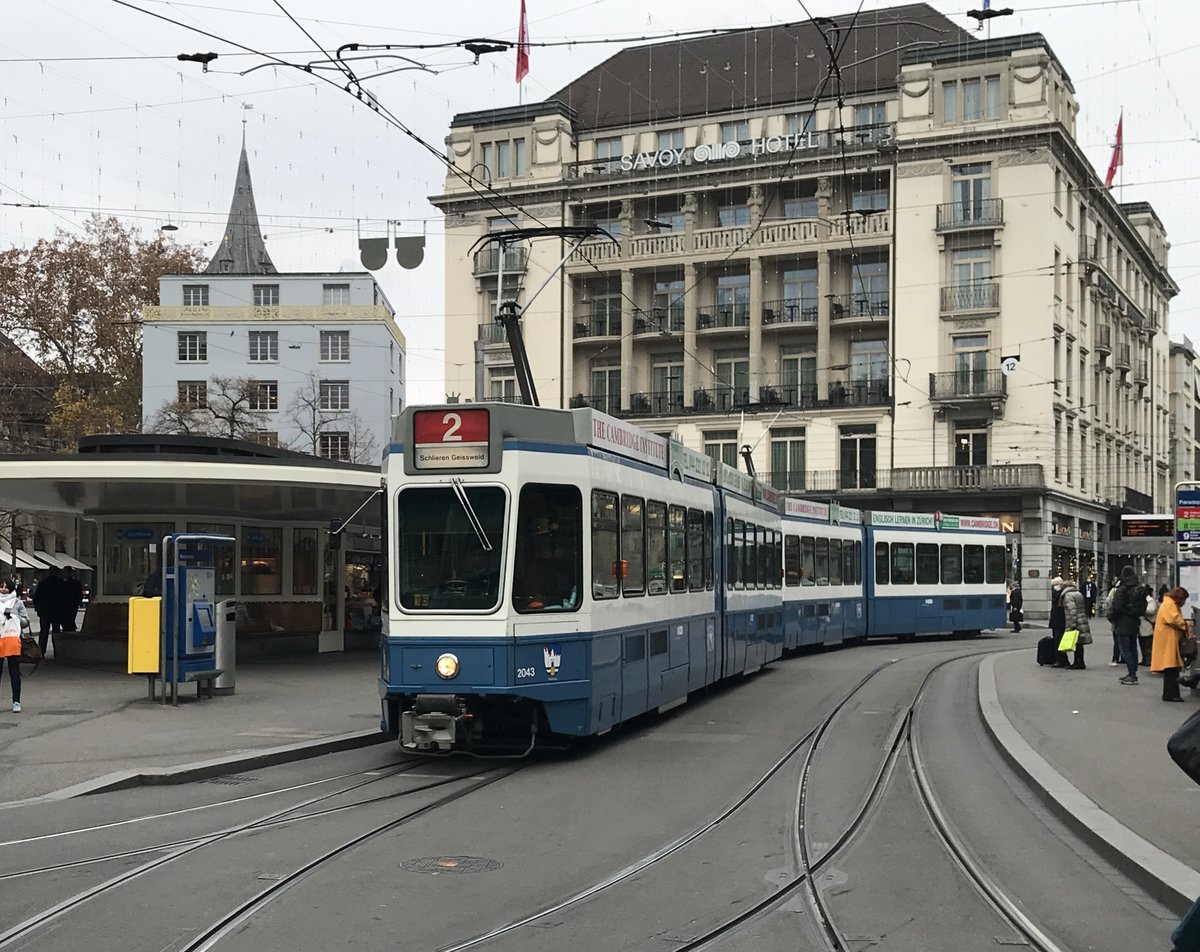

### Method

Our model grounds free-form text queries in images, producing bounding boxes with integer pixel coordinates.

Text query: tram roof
[0,449,380,520]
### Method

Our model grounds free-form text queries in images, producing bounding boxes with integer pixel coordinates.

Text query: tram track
[0,760,523,950]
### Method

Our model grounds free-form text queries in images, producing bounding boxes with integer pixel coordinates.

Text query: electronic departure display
[1121,517,1175,538]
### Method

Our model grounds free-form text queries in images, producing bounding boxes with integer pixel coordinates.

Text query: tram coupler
[401,694,460,751]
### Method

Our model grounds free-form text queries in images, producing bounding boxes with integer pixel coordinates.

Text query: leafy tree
[0,215,205,447]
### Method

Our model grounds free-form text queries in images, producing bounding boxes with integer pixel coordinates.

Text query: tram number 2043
[516,666,538,679]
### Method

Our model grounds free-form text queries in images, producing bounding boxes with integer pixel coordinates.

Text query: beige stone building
[430,3,1179,618]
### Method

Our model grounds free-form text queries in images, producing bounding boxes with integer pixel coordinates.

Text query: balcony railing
[765,470,809,493]
[795,464,1046,495]
[941,282,1000,312]
[762,298,818,326]
[928,369,1007,402]
[472,246,528,275]
[628,390,685,416]
[826,379,889,407]
[570,393,622,416]
[634,306,684,334]
[1079,235,1101,264]
[692,387,751,413]
[1134,359,1149,383]
[698,302,750,329]
[936,198,1004,231]
[477,323,508,345]
[569,238,621,265]
[1116,343,1131,370]
[1095,324,1112,353]
[573,311,622,338]
[829,290,889,319]
[758,382,819,408]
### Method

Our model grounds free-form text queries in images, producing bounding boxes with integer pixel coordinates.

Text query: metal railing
[829,290,889,319]
[472,246,528,275]
[692,387,750,412]
[1095,324,1112,352]
[477,323,508,345]
[571,393,622,416]
[634,306,684,334]
[765,470,809,492]
[941,282,1000,311]
[826,379,889,407]
[573,310,622,338]
[936,198,1004,230]
[795,464,1045,495]
[1134,359,1149,382]
[628,390,686,416]
[928,369,1007,401]
[758,381,819,407]
[762,298,818,325]
[1115,343,1131,369]
[698,302,750,329]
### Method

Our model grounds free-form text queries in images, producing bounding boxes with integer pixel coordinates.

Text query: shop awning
[0,549,49,570]
[54,553,93,571]
[33,550,67,569]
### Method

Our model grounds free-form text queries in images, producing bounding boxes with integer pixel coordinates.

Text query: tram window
[647,502,668,595]
[668,506,687,593]
[726,518,736,590]
[940,545,963,584]
[915,543,940,585]
[512,484,583,613]
[854,541,863,585]
[891,543,915,585]
[843,540,855,587]
[591,491,620,600]
[801,536,816,585]
[830,539,843,585]
[750,526,761,590]
[703,512,714,591]
[734,520,746,589]
[964,545,985,584]
[686,509,704,592]
[815,537,829,586]
[785,536,801,586]
[875,542,890,585]
[776,533,784,589]
[985,545,1006,584]
[396,485,508,612]
[621,497,645,596]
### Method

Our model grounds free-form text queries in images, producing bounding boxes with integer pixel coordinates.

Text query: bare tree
[147,375,270,441]
[284,372,378,463]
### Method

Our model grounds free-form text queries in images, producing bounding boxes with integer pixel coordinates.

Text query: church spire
[205,142,276,275]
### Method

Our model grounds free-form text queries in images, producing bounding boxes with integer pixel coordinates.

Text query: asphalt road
[0,635,1178,952]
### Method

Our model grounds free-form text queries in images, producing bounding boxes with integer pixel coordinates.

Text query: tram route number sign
[414,409,490,470]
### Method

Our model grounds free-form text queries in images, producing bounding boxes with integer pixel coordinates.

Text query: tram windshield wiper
[450,477,493,552]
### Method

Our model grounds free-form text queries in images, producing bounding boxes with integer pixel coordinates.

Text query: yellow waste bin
[128,596,161,675]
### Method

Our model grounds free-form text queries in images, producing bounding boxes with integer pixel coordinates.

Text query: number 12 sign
[413,408,490,470]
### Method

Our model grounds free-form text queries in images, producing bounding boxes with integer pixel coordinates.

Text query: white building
[430,3,1178,620]
[142,144,405,462]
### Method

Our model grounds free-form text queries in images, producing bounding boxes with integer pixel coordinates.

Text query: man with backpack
[1108,565,1149,684]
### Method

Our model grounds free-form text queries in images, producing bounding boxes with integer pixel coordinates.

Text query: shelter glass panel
[104,522,176,597]
[241,526,283,595]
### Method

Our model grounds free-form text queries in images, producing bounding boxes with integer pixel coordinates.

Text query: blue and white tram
[381,403,779,752]
[780,498,867,649]
[864,511,1008,639]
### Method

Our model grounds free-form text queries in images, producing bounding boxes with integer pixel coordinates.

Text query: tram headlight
[435,653,460,680]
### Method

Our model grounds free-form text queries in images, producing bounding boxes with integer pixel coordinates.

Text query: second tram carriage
[380,403,1006,752]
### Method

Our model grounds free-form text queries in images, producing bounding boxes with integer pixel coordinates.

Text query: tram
[379,402,1006,753]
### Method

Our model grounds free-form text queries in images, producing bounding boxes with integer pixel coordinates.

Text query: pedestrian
[1138,582,1161,666]
[1108,565,1149,685]
[1049,576,1067,668]
[1151,586,1192,702]
[1083,577,1098,617]
[1103,577,1122,665]
[32,568,63,656]
[60,567,84,633]
[140,566,162,598]
[1056,577,1090,669]
[0,577,29,712]
[1008,582,1024,633]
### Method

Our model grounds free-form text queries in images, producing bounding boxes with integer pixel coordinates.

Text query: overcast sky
[2,0,1195,403]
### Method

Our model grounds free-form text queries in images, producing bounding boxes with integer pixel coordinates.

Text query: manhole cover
[401,856,503,875]
[38,709,94,716]
[202,775,261,786]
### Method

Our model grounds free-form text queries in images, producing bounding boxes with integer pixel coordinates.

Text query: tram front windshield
[396,486,506,611]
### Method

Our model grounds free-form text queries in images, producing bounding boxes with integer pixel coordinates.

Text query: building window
[182,285,209,307]
[489,368,517,403]
[248,330,278,362]
[783,267,819,319]
[780,346,817,406]
[323,283,350,305]
[840,424,877,489]
[718,203,751,227]
[953,335,989,394]
[720,120,749,143]
[784,196,819,219]
[652,279,684,331]
[514,138,526,175]
[594,136,623,172]
[850,189,888,211]
[704,429,738,468]
[849,340,888,387]
[770,427,806,492]
[480,142,493,176]
[657,129,684,151]
[319,330,350,361]
[319,380,350,412]
[715,271,750,324]
[253,284,279,307]
[950,162,992,223]
[787,112,814,137]
[589,358,621,416]
[954,422,989,466]
[318,432,350,462]
[850,260,889,314]
[714,350,749,410]
[177,380,207,409]
[944,76,1001,122]
[248,381,278,411]
[650,357,684,412]
[178,331,207,362]
[853,102,887,139]
[251,431,278,447]
[496,140,511,178]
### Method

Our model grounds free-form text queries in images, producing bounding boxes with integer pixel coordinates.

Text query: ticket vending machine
[161,533,234,704]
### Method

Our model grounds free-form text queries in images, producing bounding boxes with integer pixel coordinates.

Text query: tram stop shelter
[0,435,383,663]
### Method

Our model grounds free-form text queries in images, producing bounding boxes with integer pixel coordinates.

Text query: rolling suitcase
[1036,636,1057,666]
[1171,894,1200,951]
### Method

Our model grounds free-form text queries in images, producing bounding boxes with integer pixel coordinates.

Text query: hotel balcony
[1079,235,1101,266]
[570,393,621,416]
[940,281,1000,313]
[758,380,819,408]
[829,290,889,321]
[692,387,751,413]
[477,323,508,345]
[826,379,889,408]
[789,464,1045,495]
[1134,359,1149,385]
[1115,343,1131,371]
[472,246,528,276]
[928,369,1008,405]
[698,302,750,331]
[762,298,818,327]
[935,198,1004,232]
[573,309,622,339]
[634,306,684,335]
[1095,324,1112,355]
[628,390,685,416]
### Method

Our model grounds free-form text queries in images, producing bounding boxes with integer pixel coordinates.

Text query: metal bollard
[214,599,237,695]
